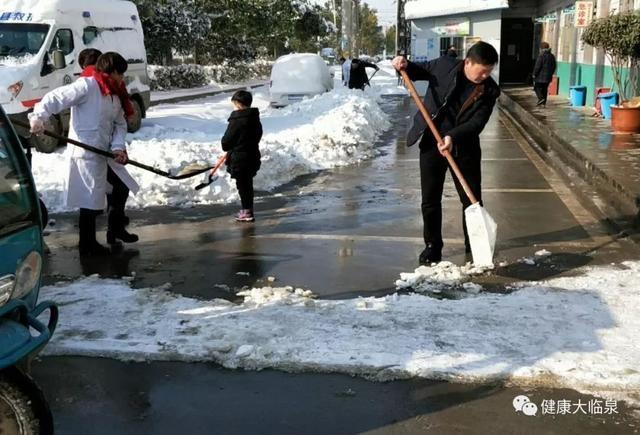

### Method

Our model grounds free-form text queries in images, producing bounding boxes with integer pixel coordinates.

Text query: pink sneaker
[234,209,255,222]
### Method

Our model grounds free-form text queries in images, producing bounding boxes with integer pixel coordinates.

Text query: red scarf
[82,67,135,119]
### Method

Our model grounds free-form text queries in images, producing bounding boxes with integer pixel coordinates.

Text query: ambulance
[0,0,151,152]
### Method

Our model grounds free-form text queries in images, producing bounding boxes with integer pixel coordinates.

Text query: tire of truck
[127,98,143,133]
[0,369,53,435]
[29,116,61,154]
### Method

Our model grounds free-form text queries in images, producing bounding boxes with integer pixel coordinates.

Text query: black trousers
[419,143,482,248]
[534,82,550,103]
[78,208,101,246]
[235,175,254,210]
[78,168,129,246]
[106,166,130,231]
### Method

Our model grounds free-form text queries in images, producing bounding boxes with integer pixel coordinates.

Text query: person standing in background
[533,42,557,107]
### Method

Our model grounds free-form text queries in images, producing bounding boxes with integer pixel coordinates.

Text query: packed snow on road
[41,260,640,403]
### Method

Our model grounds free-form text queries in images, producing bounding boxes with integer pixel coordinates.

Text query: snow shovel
[13,120,215,180]
[400,70,497,266]
[194,153,228,190]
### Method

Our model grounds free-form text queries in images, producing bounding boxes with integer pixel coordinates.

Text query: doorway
[499,18,534,84]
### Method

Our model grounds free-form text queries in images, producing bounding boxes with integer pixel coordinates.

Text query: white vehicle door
[39,27,76,92]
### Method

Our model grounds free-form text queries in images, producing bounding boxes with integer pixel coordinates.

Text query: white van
[269,53,334,108]
[0,0,151,152]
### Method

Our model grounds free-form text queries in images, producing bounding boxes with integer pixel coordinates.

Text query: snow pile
[41,261,640,398]
[369,60,408,97]
[238,286,315,305]
[535,249,552,257]
[31,86,390,212]
[395,261,492,293]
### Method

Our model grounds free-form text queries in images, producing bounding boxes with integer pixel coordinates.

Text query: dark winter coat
[221,108,262,178]
[349,59,378,90]
[533,49,556,84]
[404,56,500,150]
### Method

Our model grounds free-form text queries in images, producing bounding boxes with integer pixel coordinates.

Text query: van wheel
[0,370,51,435]
[30,116,61,154]
[127,99,143,133]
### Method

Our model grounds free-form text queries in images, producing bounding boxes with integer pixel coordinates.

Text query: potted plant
[582,12,640,133]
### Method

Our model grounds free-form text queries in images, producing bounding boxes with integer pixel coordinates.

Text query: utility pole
[341,0,352,56]
[396,0,409,56]
[353,0,360,57]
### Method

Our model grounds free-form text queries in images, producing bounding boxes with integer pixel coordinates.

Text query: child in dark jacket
[222,90,263,222]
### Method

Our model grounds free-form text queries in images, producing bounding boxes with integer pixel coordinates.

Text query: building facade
[405,0,640,105]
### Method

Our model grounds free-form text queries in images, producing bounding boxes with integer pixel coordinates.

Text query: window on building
[439,37,464,57]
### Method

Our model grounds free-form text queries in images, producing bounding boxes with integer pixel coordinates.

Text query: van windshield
[0,23,49,64]
[0,113,38,236]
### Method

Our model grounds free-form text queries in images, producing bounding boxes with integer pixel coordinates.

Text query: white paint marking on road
[397,158,529,162]
[382,187,554,194]
[251,233,613,249]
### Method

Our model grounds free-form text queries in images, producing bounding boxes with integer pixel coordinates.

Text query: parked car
[0,105,58,433]
[0,0,151,154]
[269,53,334,108]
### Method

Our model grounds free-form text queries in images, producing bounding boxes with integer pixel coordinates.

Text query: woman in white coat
[30,52,139,256]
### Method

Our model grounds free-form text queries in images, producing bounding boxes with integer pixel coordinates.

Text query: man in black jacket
[349,58,380,90]
[533,42,557,107]
[392,41,501,264]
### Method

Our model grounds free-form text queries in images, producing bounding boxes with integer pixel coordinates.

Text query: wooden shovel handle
[210,153,228,175]
[11,119,171,177]
[400,70,478,204]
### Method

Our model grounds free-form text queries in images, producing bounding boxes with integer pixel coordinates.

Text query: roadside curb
[150,82,267,107]
[499,92,639,238]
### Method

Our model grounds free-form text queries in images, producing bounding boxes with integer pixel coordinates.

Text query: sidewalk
[150,79,267,106]
[500,86,640,230]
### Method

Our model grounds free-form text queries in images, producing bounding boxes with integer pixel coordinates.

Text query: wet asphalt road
[32,95,640,433]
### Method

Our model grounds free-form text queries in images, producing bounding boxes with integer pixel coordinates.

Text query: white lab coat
[32,78,139,210]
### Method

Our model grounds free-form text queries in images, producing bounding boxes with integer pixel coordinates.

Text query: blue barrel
[570,86,587,106]
[598,92,619,119]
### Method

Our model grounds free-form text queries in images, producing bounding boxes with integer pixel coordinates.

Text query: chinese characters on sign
[433,17,470,37]
[575,1,594,28]
[0,12,33,22]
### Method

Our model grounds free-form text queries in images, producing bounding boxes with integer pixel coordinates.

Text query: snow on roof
[1,0,139,24]
[405,0,509,20]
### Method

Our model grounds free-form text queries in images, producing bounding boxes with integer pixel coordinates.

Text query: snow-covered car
[269,53,334,108]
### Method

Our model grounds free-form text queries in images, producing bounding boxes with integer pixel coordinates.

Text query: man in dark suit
[392,42,501,264]
[349,58,380,90]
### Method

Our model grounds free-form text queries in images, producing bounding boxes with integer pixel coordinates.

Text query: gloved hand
[29,117,45,135]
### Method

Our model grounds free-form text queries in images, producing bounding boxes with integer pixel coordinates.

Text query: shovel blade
[194,175,219,190]
[464,203,497,267]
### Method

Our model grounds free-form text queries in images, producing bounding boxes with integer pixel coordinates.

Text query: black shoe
[536,99,545,106]
[107,229,139,244]
[79,241,111,256]
[419,243,442,265]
